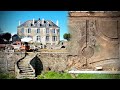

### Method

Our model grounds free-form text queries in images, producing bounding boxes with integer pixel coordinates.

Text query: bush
[0,73,16,79]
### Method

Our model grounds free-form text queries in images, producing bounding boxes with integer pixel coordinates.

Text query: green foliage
[37,71,120,79]
[61,72,73,79]
[37,71,73,79]
[2,32,11,42]
[0,73,16,79]
[76,74,120,79]
[63,33,71,41]
[0,32,12,43]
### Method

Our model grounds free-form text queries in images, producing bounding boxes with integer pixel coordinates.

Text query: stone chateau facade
[17,18,60,46]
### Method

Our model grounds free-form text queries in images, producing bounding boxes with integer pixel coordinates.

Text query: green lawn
[76,74,120,79]
[37,71,120,79]
[1,71,120,79]
[0,73,16,79]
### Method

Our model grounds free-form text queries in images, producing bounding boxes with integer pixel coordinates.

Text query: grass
[0,73,16,79]
[37,71,73,79]
[76,74,120,79]
[37,71,120,79]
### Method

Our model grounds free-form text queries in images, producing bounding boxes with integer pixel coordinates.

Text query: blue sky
[0,11,68,40]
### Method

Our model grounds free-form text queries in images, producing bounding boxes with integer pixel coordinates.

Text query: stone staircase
[16,53,37,79]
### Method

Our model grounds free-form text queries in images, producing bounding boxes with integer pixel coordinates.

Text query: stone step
[20,70,33,73]
[19,67,33,70]
[19,75,35,77]
[19,61,29,64]
[19,67,32,70]
[18,66,31,69]
[18,65,30,67]
[19,76,35,79]
[20,72,35,75]
[19,69,33,72]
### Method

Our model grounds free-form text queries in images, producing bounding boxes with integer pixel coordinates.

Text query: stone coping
[68,11,120,17]
[39,52,69,54]
[68,70,120,74]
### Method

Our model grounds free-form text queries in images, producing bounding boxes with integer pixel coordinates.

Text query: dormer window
[49,24,51,26]
[31,24,33,26]
[34,21,37,23]
[40,24,42,26]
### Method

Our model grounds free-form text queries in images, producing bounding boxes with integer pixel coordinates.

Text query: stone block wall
[37,52,69,72]
[0,51,25,73]
[68,11,120,71]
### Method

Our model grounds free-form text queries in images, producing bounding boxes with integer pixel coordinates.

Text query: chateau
[17,18,60,46]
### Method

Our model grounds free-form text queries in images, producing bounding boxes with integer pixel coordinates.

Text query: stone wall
[0,51,25,73]
[37,52,69,72]
[68,11,120,71]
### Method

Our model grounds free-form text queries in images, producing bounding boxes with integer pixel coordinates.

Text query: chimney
[19,21,21,26]
[33,18,34,25]
[56,20,58,26]
[42,18,44,24]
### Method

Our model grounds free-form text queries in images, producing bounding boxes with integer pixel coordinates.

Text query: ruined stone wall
[37,52,69,72]
[68,11,120,71]
[0,51,25,73]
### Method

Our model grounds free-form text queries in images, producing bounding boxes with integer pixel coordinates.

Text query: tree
[2,32,11,42]
[63,33,71,41]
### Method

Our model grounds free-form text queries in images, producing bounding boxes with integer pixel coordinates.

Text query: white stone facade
[17,19,60,46]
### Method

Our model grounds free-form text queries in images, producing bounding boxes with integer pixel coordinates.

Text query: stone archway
[30,55,43,77]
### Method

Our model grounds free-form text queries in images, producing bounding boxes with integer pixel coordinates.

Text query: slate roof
[17,19,59,28]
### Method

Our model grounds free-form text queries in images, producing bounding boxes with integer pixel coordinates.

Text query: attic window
[34,21,37,23]
[44,21,46,23]
[31,24,33,26]
[40,24,42,26]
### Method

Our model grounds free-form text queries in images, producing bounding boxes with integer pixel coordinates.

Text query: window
[40,24,42,26]
[27,35,32,38]
[46,36,49,41]
[28,28,31,33]
[21,28,24,33]
[36,36,40,41]
[52,29,55,34]
[57,29,59,34]
[31,24,33,26]
[37,29,40,33]
[46,28,49,34]
[52,36,57,41]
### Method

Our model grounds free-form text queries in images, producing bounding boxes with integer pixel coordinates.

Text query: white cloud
[11,32,17,36]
